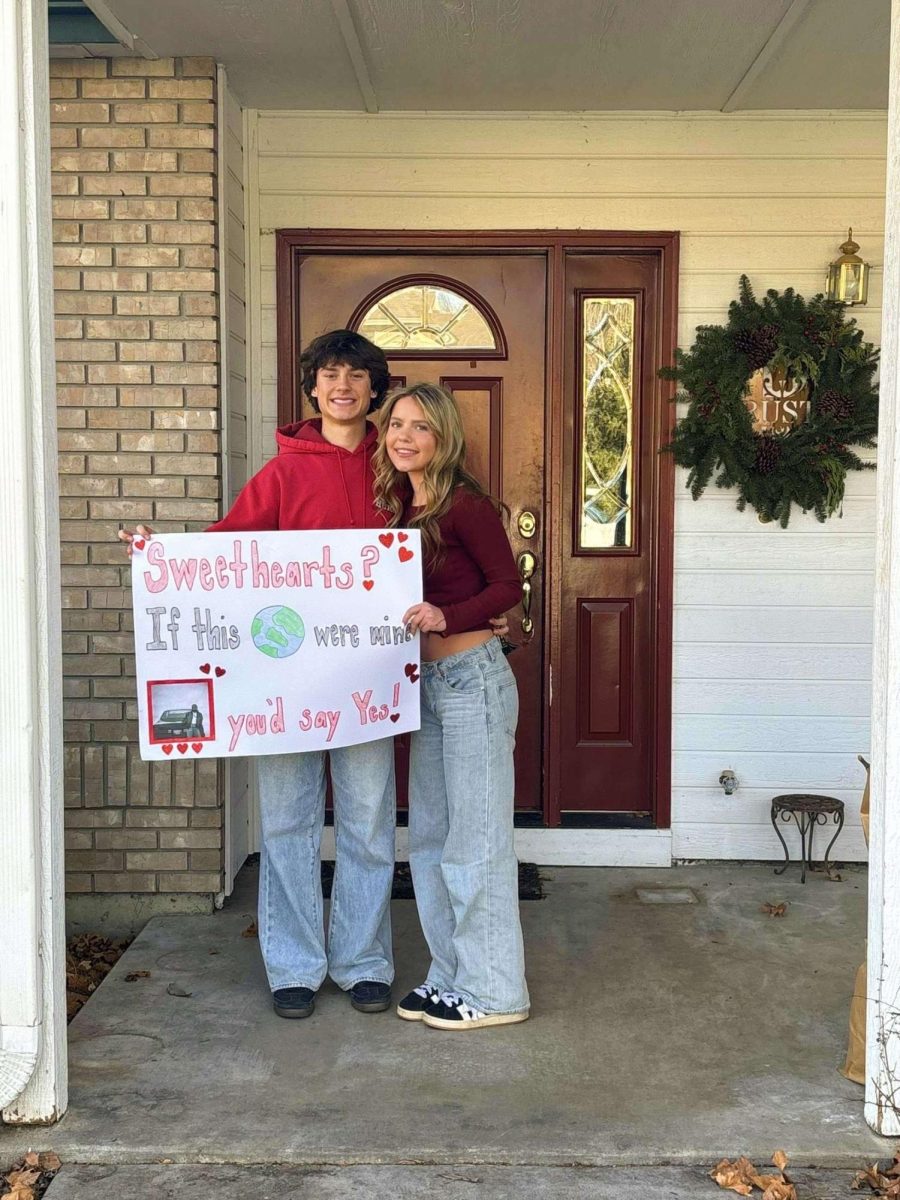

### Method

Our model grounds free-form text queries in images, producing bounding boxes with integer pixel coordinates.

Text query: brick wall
[51,56,224,903]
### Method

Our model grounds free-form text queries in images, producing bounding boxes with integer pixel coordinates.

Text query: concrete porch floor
[1,864,892,1174]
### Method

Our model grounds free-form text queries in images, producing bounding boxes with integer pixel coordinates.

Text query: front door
[276,233,676,826]
[290,252,546,813]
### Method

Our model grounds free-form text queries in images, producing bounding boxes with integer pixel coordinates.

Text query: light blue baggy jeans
[409,638,529,1015]
[256,738,396,993]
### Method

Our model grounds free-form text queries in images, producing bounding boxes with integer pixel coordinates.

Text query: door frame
[275,230,679,829]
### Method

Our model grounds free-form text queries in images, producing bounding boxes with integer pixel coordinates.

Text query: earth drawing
[251,605,305,658]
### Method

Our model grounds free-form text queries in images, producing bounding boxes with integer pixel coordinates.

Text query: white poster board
[130,529,422,760]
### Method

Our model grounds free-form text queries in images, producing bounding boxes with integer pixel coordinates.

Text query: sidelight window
[579,296,635,550]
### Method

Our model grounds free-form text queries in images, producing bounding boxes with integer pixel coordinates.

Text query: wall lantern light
[826,228,869,305]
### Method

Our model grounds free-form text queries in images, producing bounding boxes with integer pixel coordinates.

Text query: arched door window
[349,275,507,358]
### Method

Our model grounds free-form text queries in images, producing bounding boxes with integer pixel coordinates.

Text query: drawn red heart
[389,713,400,723]
[177,743,188,754]
[398,547,414,563]
[133,538,145,551]
[363,579,374,591]
[215,666,226,677]
[191,742,203,754]
[404,662,420,682]
[398,532,409,542]
[162,743,174,755]
[378,533,394,547]
[199,663,210,674]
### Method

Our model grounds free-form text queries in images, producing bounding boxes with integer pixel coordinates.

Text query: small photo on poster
[147,678,216,744]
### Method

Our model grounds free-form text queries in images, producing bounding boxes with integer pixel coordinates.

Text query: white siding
[247,110,885,861]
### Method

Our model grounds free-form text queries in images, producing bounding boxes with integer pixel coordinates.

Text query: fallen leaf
[852,1164,881,1190]
[124,970,150,982]
[761,902,787,917]
[761,1182,797,1200]
[711,1151,796,1199]
[710,1156,755,1195]
[6,1169,41,1187]
[0,1150,61,1200]
[241,921,258,938]
[750,1174,782,1190]
[65,932,132,1020]
[852,1157,900,1195]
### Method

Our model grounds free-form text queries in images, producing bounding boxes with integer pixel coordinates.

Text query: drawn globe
[250,605,305,659]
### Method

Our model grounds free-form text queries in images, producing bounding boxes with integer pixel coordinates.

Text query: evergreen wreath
[660,276,879,526]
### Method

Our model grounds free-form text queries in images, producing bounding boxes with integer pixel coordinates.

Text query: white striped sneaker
[396,983,440,1021]
[421,991,529,1030]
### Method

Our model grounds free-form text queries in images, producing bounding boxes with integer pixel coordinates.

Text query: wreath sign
[661,276,878,526]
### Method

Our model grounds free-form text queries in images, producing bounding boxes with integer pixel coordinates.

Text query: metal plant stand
[770,794,845,883]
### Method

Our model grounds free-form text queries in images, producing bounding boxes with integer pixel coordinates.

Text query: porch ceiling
[95,0,889,112]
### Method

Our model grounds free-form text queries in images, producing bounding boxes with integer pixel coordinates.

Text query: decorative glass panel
[357,284,497,352]
[580,297,635,550]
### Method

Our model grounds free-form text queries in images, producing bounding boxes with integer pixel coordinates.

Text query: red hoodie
[207,419,387,533]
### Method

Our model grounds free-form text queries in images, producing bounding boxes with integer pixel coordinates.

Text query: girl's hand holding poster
[130,529,422,760]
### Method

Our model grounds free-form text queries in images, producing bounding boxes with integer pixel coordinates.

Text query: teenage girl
[374,383,529,1030]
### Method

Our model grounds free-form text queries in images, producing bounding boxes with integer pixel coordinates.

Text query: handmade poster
[130,529,422,760]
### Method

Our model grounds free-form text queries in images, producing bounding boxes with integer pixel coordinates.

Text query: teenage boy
[122,330,397,1019]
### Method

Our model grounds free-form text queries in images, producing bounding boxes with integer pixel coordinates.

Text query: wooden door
[276,231,677,829]
[556,252,670,818]
[289,253,547,813]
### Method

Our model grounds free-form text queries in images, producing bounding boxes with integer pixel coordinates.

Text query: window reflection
[580,297,635,550]
[357,283,497,351]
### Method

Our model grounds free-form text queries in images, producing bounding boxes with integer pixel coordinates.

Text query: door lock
[517,510,537,538]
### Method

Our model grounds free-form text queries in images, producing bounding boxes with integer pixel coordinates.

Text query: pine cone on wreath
[754,433,782,476]
[802,317,825,347]
[732,323,779,369]
[815,388,855,422]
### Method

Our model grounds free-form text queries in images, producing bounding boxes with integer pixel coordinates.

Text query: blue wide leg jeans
[256,738,396,992]
[409,638,529,1015]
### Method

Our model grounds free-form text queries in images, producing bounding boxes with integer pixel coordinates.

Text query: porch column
[866,0,900,1138]
[0,0,67,1122]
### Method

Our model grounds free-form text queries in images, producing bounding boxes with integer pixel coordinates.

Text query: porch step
[43,1163,863,1199]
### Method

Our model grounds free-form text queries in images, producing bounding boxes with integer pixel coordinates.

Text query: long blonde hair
[373,382,501,562]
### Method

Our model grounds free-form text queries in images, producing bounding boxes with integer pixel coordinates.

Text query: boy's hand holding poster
[131,530,422,760]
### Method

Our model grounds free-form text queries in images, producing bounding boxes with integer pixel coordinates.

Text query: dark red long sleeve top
[410,488,522,636]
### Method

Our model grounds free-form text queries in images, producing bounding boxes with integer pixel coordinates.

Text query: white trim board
[317,828,674,867]
[316,825,868,867]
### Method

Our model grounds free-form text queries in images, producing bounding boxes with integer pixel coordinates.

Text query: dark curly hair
[299,329,391,414]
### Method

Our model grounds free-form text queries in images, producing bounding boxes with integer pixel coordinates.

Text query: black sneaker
[272,986,316,1019]
[396,983,440,1021]
[349,980,392,1013]
[422,991,529,1031]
